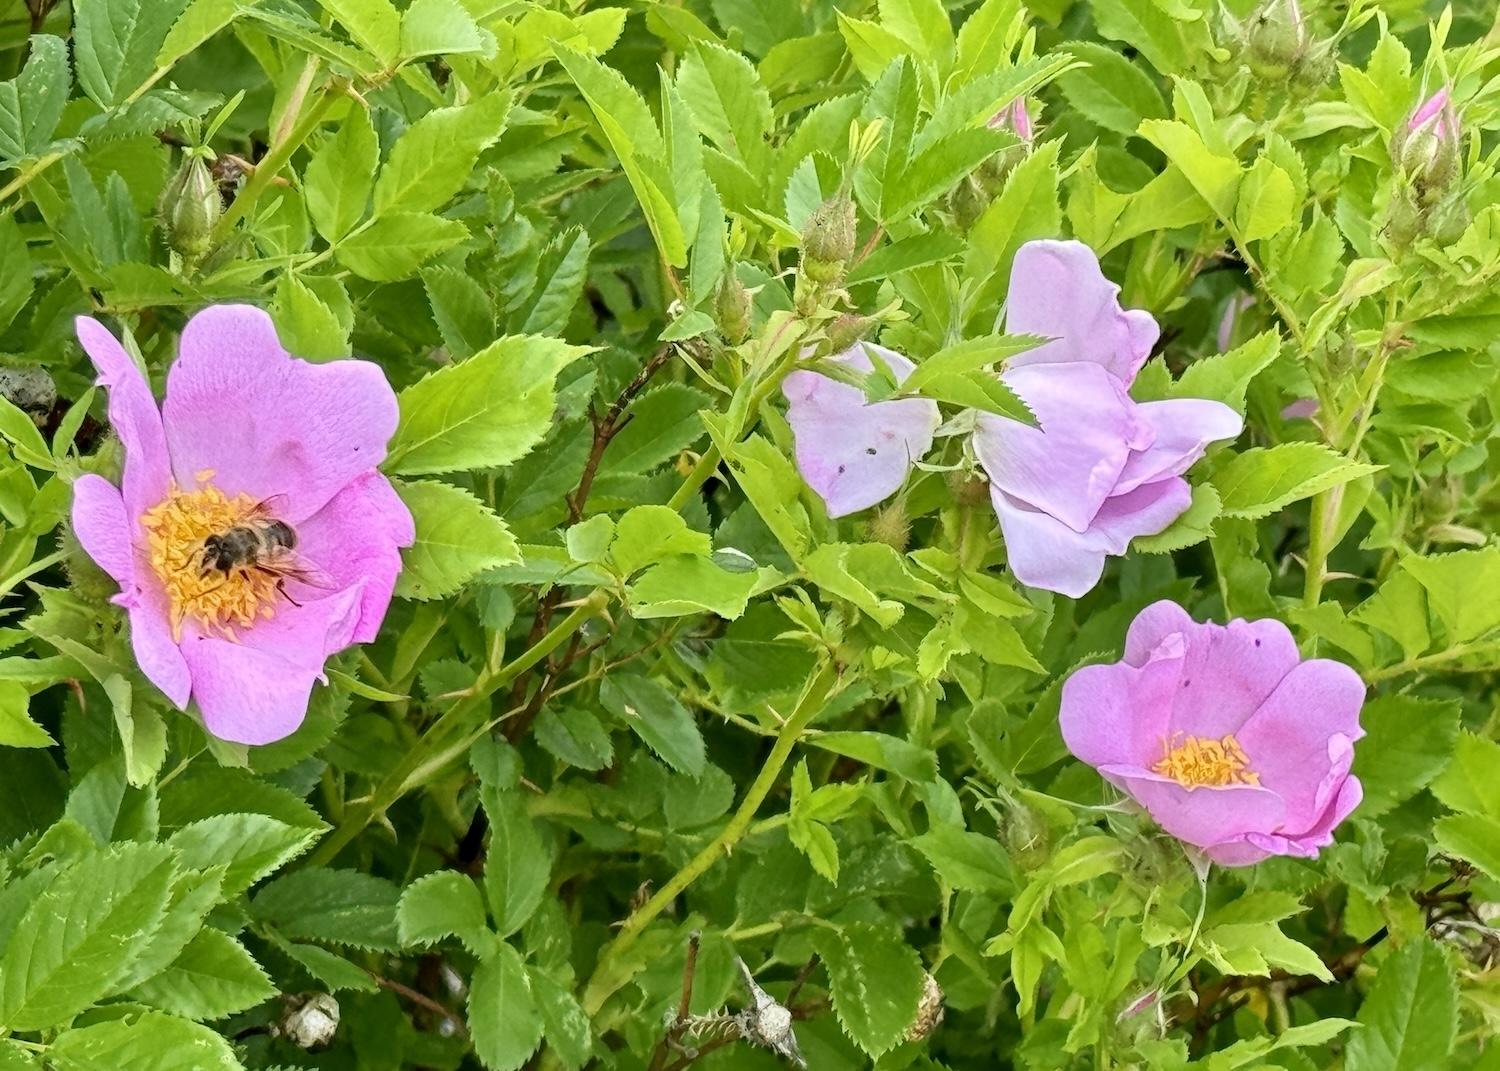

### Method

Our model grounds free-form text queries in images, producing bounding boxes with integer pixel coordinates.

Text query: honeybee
[194,497,325,604]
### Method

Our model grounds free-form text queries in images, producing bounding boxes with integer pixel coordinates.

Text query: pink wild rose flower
[1060,600,1365,866]
[70,305,414,746]
[781,239,1241,597]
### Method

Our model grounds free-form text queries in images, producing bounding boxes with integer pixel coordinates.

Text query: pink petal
[1207,775,1363,866]
[1409,87,1450,130]
[162,305,400,523]
[1122,601,1195,665]
[976,363,1149,532]
[1125,611,1302,738]
[72,474,134,583]
[180,585,364,745]
[1060,633,1183,770]
[76,317,172,517]
[295,471,414,644]
[1087,478,1192,551]
[1108,768,1286,850]
[989,489,1110,597]
[1236,659,1366,830]
[112,577,192,709]
[782,342,939,518]
[1004,240,1159,385]
[1115,398,1242,494]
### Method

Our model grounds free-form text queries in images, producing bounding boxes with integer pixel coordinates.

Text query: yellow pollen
[1152,733,1260,788]
[141,484,282,641]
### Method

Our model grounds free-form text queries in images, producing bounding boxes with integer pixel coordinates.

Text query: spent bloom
[71,306,413,745]
[1060,601,1365,866]
[782,240,1241,597]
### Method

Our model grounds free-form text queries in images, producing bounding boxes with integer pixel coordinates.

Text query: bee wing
[248,493,292,518]
[257,552,338,591]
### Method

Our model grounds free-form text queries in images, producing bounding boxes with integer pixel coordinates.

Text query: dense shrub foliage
[0,0,1498,1069]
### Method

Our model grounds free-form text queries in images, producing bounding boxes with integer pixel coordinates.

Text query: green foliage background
[0,0,1497,1068]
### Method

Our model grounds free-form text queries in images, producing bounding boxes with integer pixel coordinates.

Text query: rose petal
[112,577,191,709]
[1060,632,1184,769]
[72,474,135,583]
[1107,768,1286,850]
[76,317,172,517]
[180,585,363,745]
[1004,240,1159,385]
[782,342,939,518]
[1122,601,1196,666]
[976,363,1148,532]
[1086,478,1192,553]
[989,489,1109,598]
[1237,660,1366,829]
[295,471,414,644]
[1116,398,1242,494]
[162,305,400,523]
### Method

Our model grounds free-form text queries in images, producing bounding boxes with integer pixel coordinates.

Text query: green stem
[1363,640,1497,683]
[582,658,841,1015]
[0,150,64,205]
[306,593,608,866]
[214,87,339,240]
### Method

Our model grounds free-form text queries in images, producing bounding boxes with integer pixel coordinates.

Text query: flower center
[141,479,285,641]
[1153,733,1260,788]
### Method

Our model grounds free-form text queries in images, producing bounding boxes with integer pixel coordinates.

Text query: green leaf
[167,814,318,898]
[676,41,771,169]
[393,481,520,600]
[389,335,590,476]
[0,680,51,747]
[964,140,1061,309]
[912,825,1017,893]
[1354,696,1461,819]
[626,555,761,619]
[599,674,705,776]
[610,506,711,577]
[1401,548,1500,646]
[1434,814,1500,883]
[130,927,276,1021]
[251,868,401,951]
[305,104,377,242]
[1212,444,1379,520]
[73,0,191,108]
[514,227,590,336]
[273,274,349,360]
[271,938,377,993]
[813,921,925,1057]
[535,706,614,771]
[1055,43,1166,136]
[375,96,510,215]
[482,787,549,938]
[1133,483,1221,554]
[600,385,709,476]
[337,213,469,281]
[529,967,593,1071]
[315,0,402,65]
[809,730,937,782]
[0,843,175,1031]
[0,35,70,162]
[1235,157,1297,242]
[0,216,33,334]
[48,1011,245,1071]
[1344,938,1457,1071]
[469,944,543,1071]
[423,266,495,359]
[400,0,488,59]
[1138,119,1240,220]
[398,870,491,954]
[1171,330,1280,414]
[1432,732,1500,818]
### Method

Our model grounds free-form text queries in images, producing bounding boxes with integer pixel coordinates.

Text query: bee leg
[276,578,304,608]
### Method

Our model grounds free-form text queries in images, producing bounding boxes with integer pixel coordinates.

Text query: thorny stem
[582,659,842,1015]
[306,593,608,866]
[647,931,703,1071]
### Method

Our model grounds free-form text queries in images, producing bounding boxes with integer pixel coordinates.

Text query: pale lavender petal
[1115,399,1241,493]
[782,342,938,518]
[1087,478,1193,552]
[1060,632,1184,769]
[977,363,1148,532]
[990,489,1108,598]
[1122,600,1195,666]
[72,474,134,583]
[180,585,364,745]
[296,471,414,644]
[162,305,400,523]
[1152,617,1302,738]
[1281,398,1319,420]
[1237,659,1366,829]
[1108,769,1286,850]
[76,317,172,517]
[1004,240,1159,384]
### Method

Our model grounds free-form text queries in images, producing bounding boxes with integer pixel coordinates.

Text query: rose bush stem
[307,593,610,866]
[214,84,339,241]
[582,658,841,1016]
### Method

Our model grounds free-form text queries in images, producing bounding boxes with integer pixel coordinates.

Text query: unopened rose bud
[946,471,989,508]
[988,98,1034,143]
[159,150,221,263]
[1244,0,1307,80]
[1430,192,1471,245]
[1383,184,1423,247]
[904,972,945,1042]
[801,194,856,285]
[715,270,751,344]
[272,992,340,1049]
[825,313,869,352]
[1393,87,1461,199]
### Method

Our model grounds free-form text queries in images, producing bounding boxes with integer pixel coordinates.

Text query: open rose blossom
[1060,601,1365,866]
[781,239,1241,597]
[70,305,413,746]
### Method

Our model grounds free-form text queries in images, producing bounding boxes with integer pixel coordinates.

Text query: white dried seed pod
[904,972,945,1042]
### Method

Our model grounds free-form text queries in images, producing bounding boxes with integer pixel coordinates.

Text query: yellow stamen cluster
[141,483,279,640]
[1153,733,1260,788]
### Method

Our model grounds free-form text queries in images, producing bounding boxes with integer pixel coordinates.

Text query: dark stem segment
[647,930,703,1071]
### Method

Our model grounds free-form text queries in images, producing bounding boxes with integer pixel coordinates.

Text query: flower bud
[825,313,869,353]
[867,501,910,551]
[1393,87,1461,199]
[1429,192,1472,245]
[1383,184,1423,248]
[904,973,945,1043]
[158,151,221,263]
[715,270,751,344]
[946,471,990,508]
[988,98,1034,143]
[800,193,856,284]
[1244,0,1307,80]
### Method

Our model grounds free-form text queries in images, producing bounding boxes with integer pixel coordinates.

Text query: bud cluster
[1239,0,1335,91]
[1385,87,1468,247]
